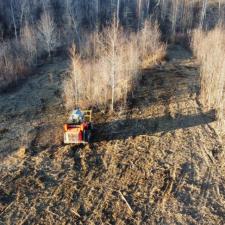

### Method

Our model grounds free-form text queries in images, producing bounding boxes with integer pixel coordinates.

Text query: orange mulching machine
[64,109,93,144]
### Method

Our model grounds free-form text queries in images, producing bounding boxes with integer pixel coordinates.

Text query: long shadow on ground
[94,110,216,142]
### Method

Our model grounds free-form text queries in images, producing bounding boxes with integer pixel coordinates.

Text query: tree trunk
[199,0,208,29]
[10,0,18,41]
[138,0,142,30]
[116,0,120,27]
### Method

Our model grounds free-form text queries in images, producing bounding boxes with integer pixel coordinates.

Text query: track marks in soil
[1,45,225,224]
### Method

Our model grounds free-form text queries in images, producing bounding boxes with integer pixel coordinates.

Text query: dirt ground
[0,45,225,225]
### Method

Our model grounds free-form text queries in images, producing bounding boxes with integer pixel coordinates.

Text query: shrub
[37,11,58,57]
[0,11,57,90]
[20,23,37,65]
[192,26,225,129]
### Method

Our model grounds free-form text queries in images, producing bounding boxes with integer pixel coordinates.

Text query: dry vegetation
[0,39,32,88]
[0,0,224,91]
[0,11,58,90]
[63,19,166,110]
[192,26,225,130]
[1,45,225,224]
[1,1,225,224]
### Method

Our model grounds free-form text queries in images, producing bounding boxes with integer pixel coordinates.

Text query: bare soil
[0,45,225,225]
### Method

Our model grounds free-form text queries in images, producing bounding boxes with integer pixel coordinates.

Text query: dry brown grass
[139,21,166,68]
[192,26,225,130]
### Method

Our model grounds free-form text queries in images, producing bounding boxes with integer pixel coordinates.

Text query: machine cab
[64,109,93,144]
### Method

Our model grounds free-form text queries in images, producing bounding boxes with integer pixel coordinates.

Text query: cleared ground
[0,45,225,225]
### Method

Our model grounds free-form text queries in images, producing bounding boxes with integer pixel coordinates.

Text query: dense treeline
[1,0,224,43]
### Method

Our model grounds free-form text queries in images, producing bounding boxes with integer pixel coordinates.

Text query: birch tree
[104,17,120,111]
[117,0,120,26]
[10,0,18,40]
[199,0,208,28]
[137,0,143,30]
[171,0,179,39]
[38,11,57,57]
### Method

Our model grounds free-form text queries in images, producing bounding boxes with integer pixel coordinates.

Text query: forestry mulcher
[64,109,93,144]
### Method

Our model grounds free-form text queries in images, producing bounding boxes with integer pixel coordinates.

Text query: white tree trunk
[138,0,142,30]
[111,38,115,111]
[200,0,208,29]
[117,0,120,27]
[171,0,179,39]
[10,0,18,41]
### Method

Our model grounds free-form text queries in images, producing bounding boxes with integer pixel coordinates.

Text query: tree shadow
[127,44,200,111]
[93,110,216,142]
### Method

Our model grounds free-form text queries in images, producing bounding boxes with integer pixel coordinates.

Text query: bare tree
[38,11,57,57]
[199,0,208,28]
[116,0,120,26]
[137,0,143,29]
[18,0,28,30]
[102,16,122,111]
[10,0,18,40]
[63,0,81,46]
[20,23,37,64]
[171,0,179,39]
[63,44,83,109]
[139,20,166,64]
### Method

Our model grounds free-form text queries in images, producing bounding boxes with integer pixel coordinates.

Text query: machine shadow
[93,110,216,142]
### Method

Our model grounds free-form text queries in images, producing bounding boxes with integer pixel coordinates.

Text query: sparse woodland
[0,0,225,120]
